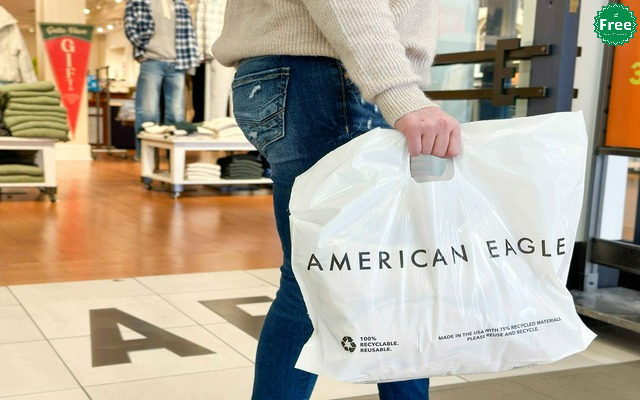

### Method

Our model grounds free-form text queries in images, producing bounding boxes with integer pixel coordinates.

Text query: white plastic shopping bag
[290,111,596,383]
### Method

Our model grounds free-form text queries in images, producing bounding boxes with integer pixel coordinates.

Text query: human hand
[394,107,461,158]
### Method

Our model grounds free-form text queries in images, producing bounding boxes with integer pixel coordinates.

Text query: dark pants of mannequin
[134,59,185,158]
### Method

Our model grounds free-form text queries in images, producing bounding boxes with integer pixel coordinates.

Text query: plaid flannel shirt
[124,0,201,71]
[195,0,226,60]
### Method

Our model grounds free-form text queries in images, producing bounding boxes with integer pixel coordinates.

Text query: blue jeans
[134,60,185,157]
[232,56,430,400]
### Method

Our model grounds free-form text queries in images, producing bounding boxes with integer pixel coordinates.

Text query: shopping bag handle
[409,154,455,183]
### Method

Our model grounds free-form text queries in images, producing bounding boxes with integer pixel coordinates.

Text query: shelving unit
[139,132,271,198]
[89,66,128,159]
[0,137,58,202]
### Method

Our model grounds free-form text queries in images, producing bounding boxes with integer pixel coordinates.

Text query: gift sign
[40,23,93,138]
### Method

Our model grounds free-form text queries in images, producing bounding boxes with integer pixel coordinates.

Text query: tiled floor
[1,268,639,399]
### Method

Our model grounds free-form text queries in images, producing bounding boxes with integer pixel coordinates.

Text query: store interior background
[1,0,639,306]
[0,1,639,399]
[2,0,638,310]
[4,0,193,159]
[8,0,143,89]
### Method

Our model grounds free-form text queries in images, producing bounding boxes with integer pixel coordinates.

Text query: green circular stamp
[594,3,637,46]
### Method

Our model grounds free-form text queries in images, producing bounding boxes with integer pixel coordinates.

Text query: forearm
[300,0,438,125]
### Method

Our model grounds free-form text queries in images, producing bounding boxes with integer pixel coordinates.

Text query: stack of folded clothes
[0,150,44,183]
[184,162,222,181]
[198,117,246,139]
[0,81,69,141]
[140,121,198,137]
[0,110,10,137]
[217,151,271,180]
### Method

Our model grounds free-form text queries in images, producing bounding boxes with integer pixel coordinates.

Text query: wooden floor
[0,152,282,286]
[1,153,638,287]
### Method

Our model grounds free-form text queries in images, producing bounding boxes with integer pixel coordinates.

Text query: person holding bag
[213,1,460,398]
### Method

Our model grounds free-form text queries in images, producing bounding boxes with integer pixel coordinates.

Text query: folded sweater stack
[217,151,271,180]
[0,81,69,141]
[184,162,222,181]
[199,117,246,139]
[0,150,44,183]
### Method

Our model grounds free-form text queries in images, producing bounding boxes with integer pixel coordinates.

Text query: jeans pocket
[232,67,290,153]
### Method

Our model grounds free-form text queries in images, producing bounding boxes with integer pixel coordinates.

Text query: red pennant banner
[40,24,94,138]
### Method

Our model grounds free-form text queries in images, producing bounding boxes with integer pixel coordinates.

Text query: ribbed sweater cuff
[376,85,439,127]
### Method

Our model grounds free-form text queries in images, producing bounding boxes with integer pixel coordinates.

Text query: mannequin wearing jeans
[133,60,184,152]
[214,1,461,398]
[124,0,200,159]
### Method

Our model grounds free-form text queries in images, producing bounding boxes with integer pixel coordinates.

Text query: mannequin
[124,0,200,159]
[194,0,234,119]
[0,6,37,84]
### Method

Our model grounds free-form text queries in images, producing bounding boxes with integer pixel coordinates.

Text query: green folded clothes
[5,90,61,99]
[4,109,68,119]
[3,115,68,128]
[0,81,56,94]
[174,121,198,133]
[0,164,44,176]
[0,91,60,108]
[5,103,67,113]
[10,120,70,132]
[10,128,69,141]
[0,175,44,183]
[7,96,61,106]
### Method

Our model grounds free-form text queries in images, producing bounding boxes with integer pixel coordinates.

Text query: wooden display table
[139,132,271,198]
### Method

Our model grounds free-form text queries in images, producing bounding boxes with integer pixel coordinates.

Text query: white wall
[20,29,38,65]
[101,27,137,84]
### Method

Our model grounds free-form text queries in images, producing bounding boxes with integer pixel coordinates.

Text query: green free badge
[594,3,637,46]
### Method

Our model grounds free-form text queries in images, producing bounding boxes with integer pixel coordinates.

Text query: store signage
[90,308,214,367]
[40,23,94,138]
[604,0,640,149]
[594,3,637,46]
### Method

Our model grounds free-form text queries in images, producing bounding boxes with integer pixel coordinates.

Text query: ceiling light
[107,24,114,30]
[97,27,104,33]
[83,8,91,14]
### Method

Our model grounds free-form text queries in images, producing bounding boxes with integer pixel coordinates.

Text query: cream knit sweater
[212,0,439,126]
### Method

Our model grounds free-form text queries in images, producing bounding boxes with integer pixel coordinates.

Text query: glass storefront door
[431,0,532,123]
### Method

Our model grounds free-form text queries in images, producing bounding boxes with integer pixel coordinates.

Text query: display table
[0,137,57,202]
[139,132,271,198]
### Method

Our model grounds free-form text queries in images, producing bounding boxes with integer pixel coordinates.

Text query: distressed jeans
[134,59,185,158]
[232,56,430,400]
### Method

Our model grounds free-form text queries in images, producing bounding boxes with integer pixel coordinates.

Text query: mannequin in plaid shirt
[124,0,200,159]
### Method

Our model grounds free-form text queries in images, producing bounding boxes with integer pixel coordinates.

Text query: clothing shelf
[138,132,271,198]
[0,137,58,202]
